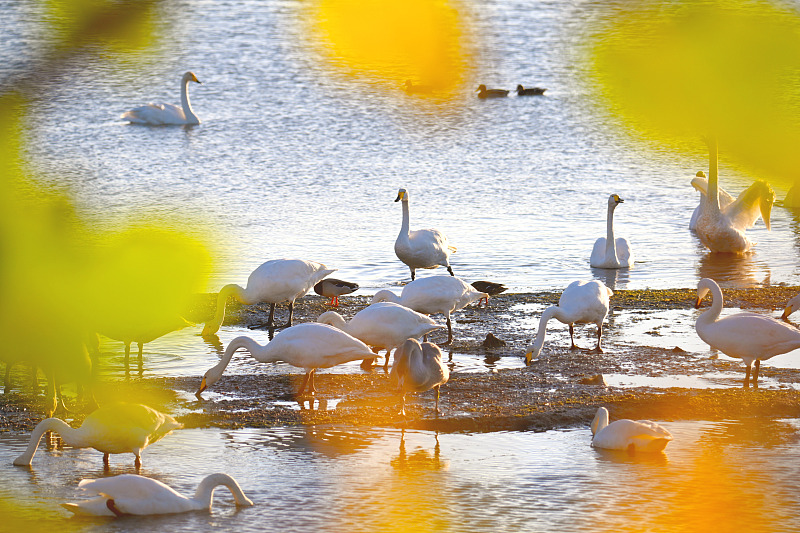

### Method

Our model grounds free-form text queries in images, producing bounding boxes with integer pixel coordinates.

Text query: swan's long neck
[707,136,720,211]
[193,473,254,510]
[528,306,562,358]
[317,311,348,331]
[398,201,410,239]
[371,290,402,305]
[698,283,724,326]
[181,78,198,123]
[205,336,270,387]
[591,408,609,435]
[605,203,618,259]
[13,418,86,465]
[202,284,247,336]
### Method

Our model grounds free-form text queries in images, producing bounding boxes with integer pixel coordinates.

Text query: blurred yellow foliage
[589,0,800,183]
[308,0,473,97]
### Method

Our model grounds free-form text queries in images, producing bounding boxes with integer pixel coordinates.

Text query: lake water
[2,421,800,533]
[4,0,800,530]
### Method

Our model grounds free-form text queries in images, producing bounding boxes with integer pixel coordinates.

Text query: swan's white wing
[697,313,800,359]
[593,419,672,452]
[272,323,375,368]
[590,237,607,266]
[78,475,182,500]
[615,238,633,266]
[121,103,187,125]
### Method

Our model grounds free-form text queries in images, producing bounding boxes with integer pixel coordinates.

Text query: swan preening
[121,72,202,125]
[196,323,375,397]
[394,188,456,281]
[695,278,800,387]
[13,402,180,467]
[317,302,442,370]
[62,473,253,516]
[371,276,487,345]
[202,259,335,336]
[693,138,774,253]
[524,280,613,364]
[314,278,359,307]
[390,338,449,416]
[590,407,672,453]
[590,194,634,269]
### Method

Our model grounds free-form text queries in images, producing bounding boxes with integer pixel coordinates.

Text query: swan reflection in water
[695,247,770,288]
[391,430,448,473]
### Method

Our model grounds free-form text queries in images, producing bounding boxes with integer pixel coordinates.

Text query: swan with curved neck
[121,72,202,125]
[390,338,449,416]
[371,276,486,345]
[202,259,335,336]
[318,302,442,369]
[524,280,613,363]
[590,194,633,268]
[197,323,375,397]
[694,138,774,253]
[13,402,181,467]
[590,407,672,453]
[695,277,800,387]
[394,188,456,281]
[62,473,253,516]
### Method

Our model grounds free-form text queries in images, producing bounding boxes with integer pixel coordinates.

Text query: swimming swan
[394,188,456,281]
[62,473,253,516]
[196,323,375,397]
[202,259,335,336]
[695,277,800,387]
[371,276,487,345]
[121,72,202,125]
[524,280,613,364]
[390,338,449,416]
[13,402,180,467]
[590,407,672,453]
[689,171,734,230]
[693,138,774,253]
[317,302,442,369]
[590,194,634,268]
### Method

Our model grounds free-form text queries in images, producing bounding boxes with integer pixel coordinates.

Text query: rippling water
[2,421,800,533]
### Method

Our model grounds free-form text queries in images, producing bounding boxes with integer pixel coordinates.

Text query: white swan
[121,72,202,125]
[196,323,375,397]
[313,278,359,307]
[689,171,734,230]
[695,277,800,387]
[694,138,775,253]
[394,188,456,281]
[95,315,193,373]
[590,407,672,453]
[317,302,442,369]
[590,194,634,268]
[524,280,613,364]
[781,293,800,320]
[62,473,253,516]
[202,259,335,336]
[390,338,449,416]
[371,276,487,345]
[13,402,181,467]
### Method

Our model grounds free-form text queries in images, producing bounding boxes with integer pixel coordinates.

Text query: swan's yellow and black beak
[395,190,406,202]
[613,194,624,204]
[525,351,533,366]
[781,306,793,320]
[195,377,207,399]
[694,297,703,309]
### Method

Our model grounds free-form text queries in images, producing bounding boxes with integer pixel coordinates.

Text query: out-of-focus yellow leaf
[589,0,800,183]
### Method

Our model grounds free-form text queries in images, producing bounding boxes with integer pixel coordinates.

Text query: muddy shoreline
[3,286,800,434]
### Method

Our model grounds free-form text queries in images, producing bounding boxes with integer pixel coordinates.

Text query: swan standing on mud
[394,188,456,281]
[390,338,449,416]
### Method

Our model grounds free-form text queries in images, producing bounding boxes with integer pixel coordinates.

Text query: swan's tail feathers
[632,435,672,453]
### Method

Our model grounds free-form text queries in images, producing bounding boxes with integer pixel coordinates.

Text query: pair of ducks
[476,84,547,98]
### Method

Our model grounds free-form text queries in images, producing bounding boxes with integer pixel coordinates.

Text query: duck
[471,280,507,307]
[590,407,672,453]
[476,84,509,98]
[317,302,442,370]
[394,188,456,281]
[390,338,449,416]
[695,277,800,387]
[516,84,546,96]
[780,293,800,320]
[313,278,359,307]
[201,259,335,336]
[371,276,487,345]
[590,194,634,268]
[196,323,376,397]
[524,280,613,364]
[61,473,253,516]
[94,315,193,373]
[404,80,434,94]
[13,402,181,468]
[693,138,774,253]
[121,71,202,125]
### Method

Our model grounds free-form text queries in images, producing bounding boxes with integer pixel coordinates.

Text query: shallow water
[2,421,800,533]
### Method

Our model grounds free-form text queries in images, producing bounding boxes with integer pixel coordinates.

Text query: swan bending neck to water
[694,138,774,253]
[62,473,253,516]
[121,72,202,125]
[524,280,612,363]
[695,277,800,387]
[590,194,633,268]
[590,407,672,453]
